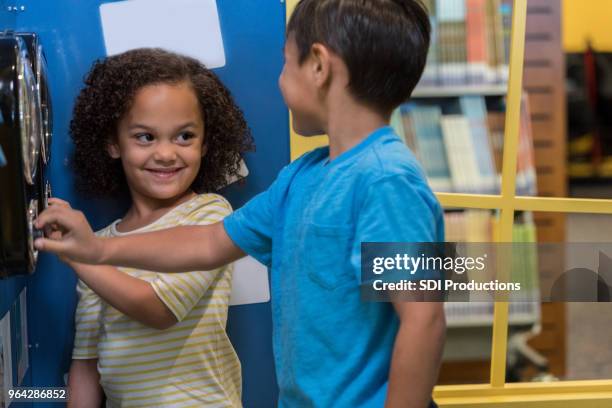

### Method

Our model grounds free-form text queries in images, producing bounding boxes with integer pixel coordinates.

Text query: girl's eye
[176,132,196,143]
[135,133,154,143]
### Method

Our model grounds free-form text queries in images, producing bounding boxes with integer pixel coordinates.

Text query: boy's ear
[310,43,332,87]
[201,143,208,157]
[107,142,121,159]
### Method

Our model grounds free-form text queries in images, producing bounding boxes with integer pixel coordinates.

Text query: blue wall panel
[8,1,288,406]
[0,2,31,406]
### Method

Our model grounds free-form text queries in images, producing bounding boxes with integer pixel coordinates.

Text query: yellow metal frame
[285,0,612,406]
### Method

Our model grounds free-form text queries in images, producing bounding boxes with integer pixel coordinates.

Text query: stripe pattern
[73,194,242,407]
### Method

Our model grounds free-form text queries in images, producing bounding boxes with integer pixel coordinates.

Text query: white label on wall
[0,312,12,404]
[229,256,270,306]
[100,0,226,68]
[16,289,28,386]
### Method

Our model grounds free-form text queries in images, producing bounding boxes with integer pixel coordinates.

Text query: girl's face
[109,81,205,204]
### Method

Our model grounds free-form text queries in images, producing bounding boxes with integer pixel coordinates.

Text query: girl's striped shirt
[72,194,242,407]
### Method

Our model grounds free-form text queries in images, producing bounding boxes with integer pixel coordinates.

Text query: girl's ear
[201,143,208,158]
[107,142,121,159]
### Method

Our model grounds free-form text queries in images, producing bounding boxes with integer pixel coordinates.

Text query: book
[410,105,454,192]
[441,115,481,193]
[459,95,499,193]
[399,104,419,155]
[421,0,439,85]
[493,0,507,82]
[516,94,537,195]
[390,108,406,145]
[486,110,505,175]
[436,0,468,85]
[466,0,490,84]
[485,0,504,83]
[500,0,513,82]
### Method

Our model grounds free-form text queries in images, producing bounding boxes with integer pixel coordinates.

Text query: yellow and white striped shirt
[72,194,242,407]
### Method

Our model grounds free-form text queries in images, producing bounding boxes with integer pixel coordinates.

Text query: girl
[65,48,253,407]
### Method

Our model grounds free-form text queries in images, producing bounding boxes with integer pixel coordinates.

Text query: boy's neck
[323,96,389,161]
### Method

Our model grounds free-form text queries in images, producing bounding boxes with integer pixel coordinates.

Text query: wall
[2,1,289,406]
[0,1,32,404]
[563,0,612,52]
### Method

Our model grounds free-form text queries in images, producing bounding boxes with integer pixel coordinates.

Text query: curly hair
[70,48,254,197]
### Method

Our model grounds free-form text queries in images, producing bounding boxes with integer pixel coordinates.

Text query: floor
[565,184,612,380]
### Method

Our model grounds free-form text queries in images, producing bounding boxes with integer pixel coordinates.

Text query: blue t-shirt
[224,126,444,407]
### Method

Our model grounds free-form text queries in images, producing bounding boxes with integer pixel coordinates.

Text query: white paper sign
[16,289,28,385]
[100,0,226,68]
[0,332,4,408]
[229,256,270,306]
[0,313,11,405]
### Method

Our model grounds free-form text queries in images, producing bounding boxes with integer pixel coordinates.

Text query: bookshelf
[412,84,508,98]
[413,0,567,384]
[394,93,537,197]
[406,0,567,384]
[399,0,537,200]
[420,0,513,88]
[442,210,540,330]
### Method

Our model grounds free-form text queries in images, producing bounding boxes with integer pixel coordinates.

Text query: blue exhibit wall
[0,1,32,404]
[7,1,288,406]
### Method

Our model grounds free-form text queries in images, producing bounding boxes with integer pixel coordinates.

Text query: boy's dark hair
[287,0,431,114]
[71,48,254,197]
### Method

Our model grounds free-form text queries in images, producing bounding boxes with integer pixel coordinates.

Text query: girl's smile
[145,166,186,180]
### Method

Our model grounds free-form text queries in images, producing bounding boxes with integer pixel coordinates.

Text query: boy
[36,0,445,407]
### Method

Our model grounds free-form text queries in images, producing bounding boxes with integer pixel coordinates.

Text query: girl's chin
[138,187,192,202]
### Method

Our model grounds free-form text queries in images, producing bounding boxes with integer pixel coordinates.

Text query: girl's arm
[35,202,244,272]
[67,259,177,329]
[67,359,103,408]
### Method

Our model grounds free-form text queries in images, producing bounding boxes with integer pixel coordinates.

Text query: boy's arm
[385,301,446,408]
[67,260,177,330]
[67,359,103,408]
[102,222,245,272]
[35,203,245,271]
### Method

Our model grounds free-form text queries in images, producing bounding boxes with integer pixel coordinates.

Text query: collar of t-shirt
[324,126,395,167]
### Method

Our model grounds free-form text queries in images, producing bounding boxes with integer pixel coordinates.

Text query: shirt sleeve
[150,196,234,322]
[72,280,102,359]
[223,168,290,267]
[351,175,445,282]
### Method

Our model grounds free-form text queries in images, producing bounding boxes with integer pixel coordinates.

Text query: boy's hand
[34,198,104,265]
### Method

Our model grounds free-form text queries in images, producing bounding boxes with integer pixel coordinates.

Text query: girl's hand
[34,198,104,265]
